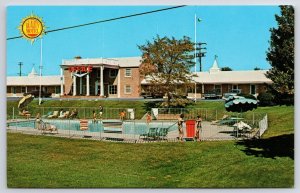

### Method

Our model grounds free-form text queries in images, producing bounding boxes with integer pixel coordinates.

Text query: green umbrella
[225,96,258,112]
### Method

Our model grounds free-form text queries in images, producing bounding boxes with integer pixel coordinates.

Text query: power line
[7,5,186,40]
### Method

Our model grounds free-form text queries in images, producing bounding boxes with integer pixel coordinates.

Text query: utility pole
[196,42,207,72]
[18,62,23,76]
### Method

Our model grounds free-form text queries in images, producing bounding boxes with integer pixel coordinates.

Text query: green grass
[7,133,293,188]
[7,101,294,188]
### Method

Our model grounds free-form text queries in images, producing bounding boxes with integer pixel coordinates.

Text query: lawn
[6,101,294,188]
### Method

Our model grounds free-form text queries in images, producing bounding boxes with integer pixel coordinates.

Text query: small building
[141,57,272,98]
[7,67,61,97]
[190,57,272,98]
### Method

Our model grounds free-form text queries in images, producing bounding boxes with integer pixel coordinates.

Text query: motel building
[7,56,272,99]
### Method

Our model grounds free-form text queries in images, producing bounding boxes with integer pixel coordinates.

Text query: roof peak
[209,55,220,73]
[28,66,38,77]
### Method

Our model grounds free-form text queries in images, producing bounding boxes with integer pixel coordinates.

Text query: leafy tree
[139,35,195,107]
[266,5,294,105]
[221,67,232,71]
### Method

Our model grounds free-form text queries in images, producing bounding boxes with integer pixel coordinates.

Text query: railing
[8,107,135,120]
[258,114,268,137]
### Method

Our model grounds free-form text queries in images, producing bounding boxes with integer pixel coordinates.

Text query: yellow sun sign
[18,14,46,43]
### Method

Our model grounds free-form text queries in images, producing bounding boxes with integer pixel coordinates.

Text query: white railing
[258,114,268,137]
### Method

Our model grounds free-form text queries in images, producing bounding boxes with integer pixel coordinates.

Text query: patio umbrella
[18,94,34,109]
[224,96,258,112]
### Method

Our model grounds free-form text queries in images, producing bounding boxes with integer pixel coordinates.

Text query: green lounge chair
[140,127,158,140]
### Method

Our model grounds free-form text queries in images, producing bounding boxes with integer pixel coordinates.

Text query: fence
[6,119,179,142]
[258,114,268,137]
[153,108,266,122]
[8,107,135,120]
[7,107,268,142]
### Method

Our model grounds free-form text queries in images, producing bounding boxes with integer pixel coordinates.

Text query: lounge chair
[58,111,70,118]
[35,120,58,134]
[19,111,31,119]
[48,111,59,118]
[44,122,58,134]
[42,111,53,118]
[157,127,169,140]
[140,127,158,140]
[211,115,229,125]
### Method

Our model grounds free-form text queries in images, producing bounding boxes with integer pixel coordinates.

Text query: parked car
[203,89,222,99]
[223,89,242,99]
[23,90,52,98]
[141,92,164,99]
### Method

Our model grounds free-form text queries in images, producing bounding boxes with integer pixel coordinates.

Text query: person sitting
[19,109,31,119]
[59,109,64,117]
[69,109,78,118]
[58,111,70,119]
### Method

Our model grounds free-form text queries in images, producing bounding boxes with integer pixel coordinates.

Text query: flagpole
[39,38,43,105]
[194,13,197,103]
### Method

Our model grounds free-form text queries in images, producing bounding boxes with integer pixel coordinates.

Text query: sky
[6,5,280,76]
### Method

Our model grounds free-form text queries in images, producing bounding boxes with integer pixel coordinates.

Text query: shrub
[257,92,275,106]
[237,93,257,100]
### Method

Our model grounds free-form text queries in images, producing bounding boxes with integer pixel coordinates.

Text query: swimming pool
[7,119,177,135]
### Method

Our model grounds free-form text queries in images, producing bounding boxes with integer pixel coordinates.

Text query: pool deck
[7,120,241,142]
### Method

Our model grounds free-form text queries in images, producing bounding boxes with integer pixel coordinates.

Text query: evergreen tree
[266,5,294,105]
[139,35,195,107]
[221,67,233,71]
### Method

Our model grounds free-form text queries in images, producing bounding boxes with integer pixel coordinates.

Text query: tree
[266,5,294,105]
[139,35,195,107]
[254,67,261,70]
[221,67,232,71]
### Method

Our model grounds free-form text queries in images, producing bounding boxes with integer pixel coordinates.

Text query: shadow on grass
[236,134,294,160]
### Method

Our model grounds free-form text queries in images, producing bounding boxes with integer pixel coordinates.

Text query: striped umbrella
[225,96,258,112]
[18,94,34,109]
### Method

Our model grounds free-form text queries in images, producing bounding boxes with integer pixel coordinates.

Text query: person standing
[92,110,97,123]
[146,112,152,125]
[99,105,103,119]
[195,115,202,141]
[120,110,126,121]
[178,114,185,141]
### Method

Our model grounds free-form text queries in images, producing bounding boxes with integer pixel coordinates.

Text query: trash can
[185,120,196,138]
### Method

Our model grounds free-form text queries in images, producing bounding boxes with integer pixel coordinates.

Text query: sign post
[19,14,46,105]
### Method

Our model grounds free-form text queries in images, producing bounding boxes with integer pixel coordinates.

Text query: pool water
[122,121,177,135]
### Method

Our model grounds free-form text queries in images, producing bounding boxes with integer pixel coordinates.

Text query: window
[214,85,221,94]
[232,85,238,90]
[109,69,118,78]
[108,85,117,94]
[125,85,132,94]
[55,86,61,94]
[21,86,26,93]
[11,87,16,94]
[96,70,99,78]
[250,85,256,95]
[125,68,132,77]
